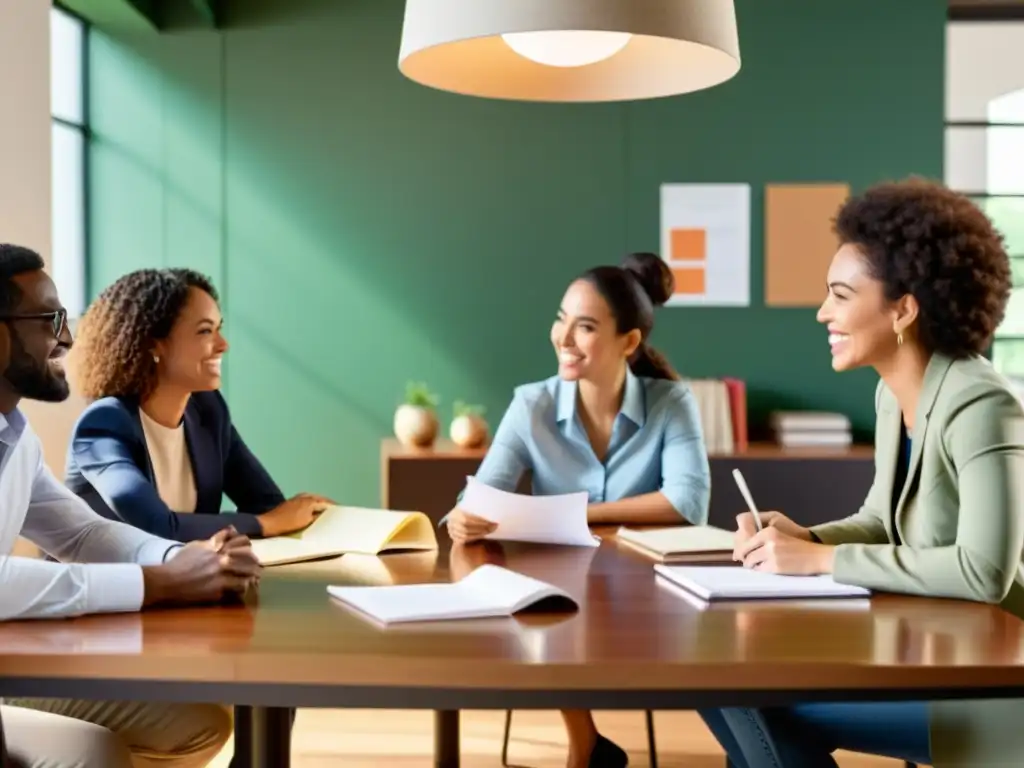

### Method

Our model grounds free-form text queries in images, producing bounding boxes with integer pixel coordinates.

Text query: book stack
[769,410,852,448]
[682,377,748,454]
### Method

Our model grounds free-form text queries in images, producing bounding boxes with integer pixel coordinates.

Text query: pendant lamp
[397,0,741,103]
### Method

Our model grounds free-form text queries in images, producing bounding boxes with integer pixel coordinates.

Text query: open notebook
[655,564,871,602]
[251,506,438,566]
[326,564,578,625]
[616,525,735,563]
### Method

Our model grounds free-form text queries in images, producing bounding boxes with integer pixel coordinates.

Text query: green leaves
[402,384,485,417]
[453,399,486,418]
[404,381,439,408]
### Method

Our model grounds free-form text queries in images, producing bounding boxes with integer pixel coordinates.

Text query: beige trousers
[1,698,232,768]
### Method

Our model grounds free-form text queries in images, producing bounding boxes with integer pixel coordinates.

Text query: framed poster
[659,183,751,307]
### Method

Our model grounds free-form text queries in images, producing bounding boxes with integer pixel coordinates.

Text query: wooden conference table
[3,530,1024,768]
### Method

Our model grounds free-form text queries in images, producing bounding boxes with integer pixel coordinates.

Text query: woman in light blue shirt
[445,252,711,768]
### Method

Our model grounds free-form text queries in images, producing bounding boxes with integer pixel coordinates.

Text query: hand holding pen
[730,469,832,574]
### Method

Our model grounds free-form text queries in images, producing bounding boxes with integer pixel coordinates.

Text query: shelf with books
[381,437,874,531]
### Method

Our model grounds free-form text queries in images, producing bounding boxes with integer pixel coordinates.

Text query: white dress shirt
[0,407,182,620]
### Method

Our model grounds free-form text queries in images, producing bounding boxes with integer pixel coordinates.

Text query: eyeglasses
[0,308,68,338]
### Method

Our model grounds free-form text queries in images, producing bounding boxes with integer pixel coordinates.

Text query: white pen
[731,468,763,531]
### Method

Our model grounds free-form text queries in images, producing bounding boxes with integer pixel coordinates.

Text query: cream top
[139,408,198,513]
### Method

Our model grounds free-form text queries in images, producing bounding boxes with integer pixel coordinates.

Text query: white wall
[0,0,87,556]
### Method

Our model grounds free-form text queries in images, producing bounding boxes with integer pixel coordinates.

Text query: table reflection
[264,549,442,586]
[0,597,259,659]
[0,612,145,654]
[446,540,598,662]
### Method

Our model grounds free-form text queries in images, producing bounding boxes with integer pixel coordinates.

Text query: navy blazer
[64,390,286,542]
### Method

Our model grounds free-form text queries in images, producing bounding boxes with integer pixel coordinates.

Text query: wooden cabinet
[381,438,874,528]
[706,443,874,529]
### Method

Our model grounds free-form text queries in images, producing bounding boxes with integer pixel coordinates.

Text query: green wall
[80,0,946,507]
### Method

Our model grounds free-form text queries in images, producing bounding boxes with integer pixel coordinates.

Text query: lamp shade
[398,0,741,102]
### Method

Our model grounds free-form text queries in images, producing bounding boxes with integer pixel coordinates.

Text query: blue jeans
[698,703,931,768]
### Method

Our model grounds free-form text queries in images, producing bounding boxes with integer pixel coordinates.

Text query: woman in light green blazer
[699,177,1024,768]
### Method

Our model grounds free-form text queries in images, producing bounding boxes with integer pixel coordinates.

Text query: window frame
[51,1,90,320]
[944,11,1024,376]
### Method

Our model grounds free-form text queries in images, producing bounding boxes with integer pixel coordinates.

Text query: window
[50,4,87,318]
[945,20,1024,377]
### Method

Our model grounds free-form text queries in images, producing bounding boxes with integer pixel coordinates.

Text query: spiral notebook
[654,564,870,602]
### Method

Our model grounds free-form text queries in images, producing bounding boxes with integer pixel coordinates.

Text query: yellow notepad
[251,506,438,566]
[615,525,735,563]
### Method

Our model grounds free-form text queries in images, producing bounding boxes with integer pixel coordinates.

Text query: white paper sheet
[460,477,600,547]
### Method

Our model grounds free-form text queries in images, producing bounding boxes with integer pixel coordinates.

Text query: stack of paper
[655,565,871,602]
[616,525,735,563]
[251,506,438,566]
[460,477,599,547]
[327,564,578,625]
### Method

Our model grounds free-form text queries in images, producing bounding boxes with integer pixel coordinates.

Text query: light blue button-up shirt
[464,369,711,525]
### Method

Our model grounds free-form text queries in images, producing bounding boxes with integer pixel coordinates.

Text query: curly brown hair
[69,268,218,400]
[834,177,1012,359]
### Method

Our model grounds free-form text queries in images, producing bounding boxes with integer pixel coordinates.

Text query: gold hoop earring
[896,332,904,347]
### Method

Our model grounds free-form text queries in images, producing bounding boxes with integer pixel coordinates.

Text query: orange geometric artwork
[670,228,706,261]
[660,183,751,306]
[671,267,705,295]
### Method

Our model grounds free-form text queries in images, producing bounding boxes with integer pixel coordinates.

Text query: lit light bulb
[502,30,631,68]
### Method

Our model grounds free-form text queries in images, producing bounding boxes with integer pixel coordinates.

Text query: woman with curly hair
[698,177,1024,767]
[64,268,331,542]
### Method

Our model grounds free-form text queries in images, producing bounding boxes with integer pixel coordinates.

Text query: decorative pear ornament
[394,381,440,448]
[449,400,488,449]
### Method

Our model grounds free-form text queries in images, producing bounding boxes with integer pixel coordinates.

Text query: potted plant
[394,381,440,448]
[449,400,488,448]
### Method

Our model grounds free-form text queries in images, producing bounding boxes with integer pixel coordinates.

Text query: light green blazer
[811,352,1024,767]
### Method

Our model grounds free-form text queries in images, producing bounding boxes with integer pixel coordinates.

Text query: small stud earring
[153,355,160,364]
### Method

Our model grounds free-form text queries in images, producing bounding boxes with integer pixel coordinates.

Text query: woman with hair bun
[444,253,711,768]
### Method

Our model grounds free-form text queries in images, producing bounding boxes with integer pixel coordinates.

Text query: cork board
[765,183,850,307]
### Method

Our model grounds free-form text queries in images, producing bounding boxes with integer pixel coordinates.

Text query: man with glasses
[0,244,260,767]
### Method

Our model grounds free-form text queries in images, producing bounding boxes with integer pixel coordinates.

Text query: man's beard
[3,333,69,403]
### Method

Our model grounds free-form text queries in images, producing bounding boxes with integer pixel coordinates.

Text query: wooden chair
[500,709,658,768]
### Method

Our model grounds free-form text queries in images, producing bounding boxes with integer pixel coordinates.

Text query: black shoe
[588,734,628,768]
